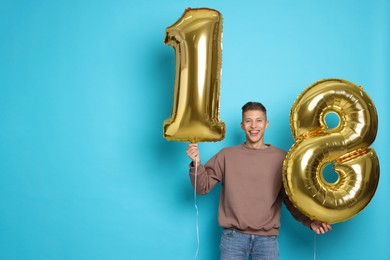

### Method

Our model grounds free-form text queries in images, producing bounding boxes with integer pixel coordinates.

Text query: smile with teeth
[249,130,260,136]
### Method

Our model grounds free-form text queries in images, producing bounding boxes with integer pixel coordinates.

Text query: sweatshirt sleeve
[281,188,313,228]
[189,151,224,195]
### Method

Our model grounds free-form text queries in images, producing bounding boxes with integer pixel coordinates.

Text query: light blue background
[1,0,389,259]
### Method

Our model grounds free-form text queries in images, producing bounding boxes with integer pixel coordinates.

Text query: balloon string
[313,233,317,260]
[194,156,200,260]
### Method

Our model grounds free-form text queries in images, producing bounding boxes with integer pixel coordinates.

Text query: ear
[240,121,244,130]
[266,120,269,128]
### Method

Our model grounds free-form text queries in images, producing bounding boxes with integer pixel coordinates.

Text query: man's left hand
[310,221,332,234]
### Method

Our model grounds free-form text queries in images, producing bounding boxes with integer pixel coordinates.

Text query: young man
[186,101,331,260]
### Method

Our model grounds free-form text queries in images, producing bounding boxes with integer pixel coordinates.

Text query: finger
[315,227,322,234]
[321,223,331,232]
[312,222,323,234]
[188,143,198,149]
[190,151,199,160]
[188,146,198,153]
[187,144,195,151]
[187,148,197,156]
[187,147,197,155]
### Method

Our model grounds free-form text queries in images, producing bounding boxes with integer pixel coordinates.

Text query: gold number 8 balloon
[163,8,225,143]
[283,78,380,224]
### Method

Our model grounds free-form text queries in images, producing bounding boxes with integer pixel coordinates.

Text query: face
[241,110,269,145]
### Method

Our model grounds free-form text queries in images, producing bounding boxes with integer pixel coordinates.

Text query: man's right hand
[186,143,200,165]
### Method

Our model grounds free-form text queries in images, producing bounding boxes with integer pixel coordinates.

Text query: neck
[244,142,268,150]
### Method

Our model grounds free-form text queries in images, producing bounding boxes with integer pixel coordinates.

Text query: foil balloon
[163,8,225,143]
[283,78,380,224]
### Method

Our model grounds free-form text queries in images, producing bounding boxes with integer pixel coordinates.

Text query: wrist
[191,160,200,166]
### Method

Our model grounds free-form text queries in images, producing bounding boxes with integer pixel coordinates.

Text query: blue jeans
[219,228,279,260]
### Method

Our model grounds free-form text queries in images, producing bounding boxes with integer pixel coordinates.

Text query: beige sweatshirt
[189,144,312,236]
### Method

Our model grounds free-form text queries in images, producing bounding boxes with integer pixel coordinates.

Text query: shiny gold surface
[283,79,380,223]
[163,8,225,142]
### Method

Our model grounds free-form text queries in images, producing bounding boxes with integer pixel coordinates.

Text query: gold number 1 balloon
[163,8,225,143]
[283,79,380,224]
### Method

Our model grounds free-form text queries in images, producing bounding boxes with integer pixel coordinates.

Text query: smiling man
[186,101,331,260]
